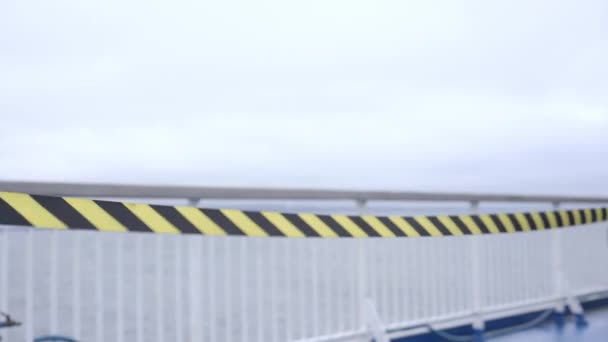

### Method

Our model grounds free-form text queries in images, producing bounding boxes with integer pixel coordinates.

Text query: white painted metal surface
[0,202,607,341]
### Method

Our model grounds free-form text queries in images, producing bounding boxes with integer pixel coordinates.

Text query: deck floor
[492,308,608,341]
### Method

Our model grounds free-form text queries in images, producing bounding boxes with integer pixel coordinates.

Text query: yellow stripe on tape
[332,215,367,237]
[595,208,603,222]
[221,209,268,237]
[546,211,558,229]
[175,206,226,236]
[530,212,545,230]
[495,214,515,233]
[514,213,531,232]
[479,214,501,234]
[413,216,442,236]
[64,198,127,232]
[437,216,464,236]
[0,192,65,229]
[262,212,305,238]
[572,210,582,226]
[298,213,338,238]
[125,203,179,234]
[458,215,482,235]
[388,216,420,237]
[559,211,571,227]
[584,209,593,224]
[362,215,395,237]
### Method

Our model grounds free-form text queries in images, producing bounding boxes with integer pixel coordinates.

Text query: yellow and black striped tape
[0,191,606,238]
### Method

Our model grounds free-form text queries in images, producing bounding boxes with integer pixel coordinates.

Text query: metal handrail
[1,180,608,204]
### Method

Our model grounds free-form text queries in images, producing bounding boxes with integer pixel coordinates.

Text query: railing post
[25,229,34,342]
[0,229,8,342]
[356,200,372,341]
[50,231,58,335]
[551,202,566,327]
[470,201,484,341]
[362,299,389,342]
[72,233,81,340]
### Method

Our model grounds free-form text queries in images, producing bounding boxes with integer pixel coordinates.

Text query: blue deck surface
[396,300,608,342]
[492,308,608,341]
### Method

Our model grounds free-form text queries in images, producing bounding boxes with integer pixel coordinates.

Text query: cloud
[1,0,607,194]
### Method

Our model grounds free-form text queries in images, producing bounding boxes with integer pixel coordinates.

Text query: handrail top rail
[1,180,608,204]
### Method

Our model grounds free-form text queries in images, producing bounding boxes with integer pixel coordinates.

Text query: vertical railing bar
[483,238,491,308]
[327,240,333,334]
[175,236,183,342]
[26,229,34,342]
[383,239,390,323]
[369,241,377,316]
[320,240,327,335]
[399,240,407,322]
[391,240,398,323]
[116,234,124,342]
[285,240,292,341]
[339,240,346,332]
[209,238,217,342]
[95,235,104,342]
[470,201,483,331]
[441,239,449,316]
[270,239,278,342]
[225,237,232,342]
[50,231,58,334]
[351,240,358,331]
[240,238,248,342]
[415,239,421,319]
[500,236,508,306]
[0,230,8,342]
[135,235,144,342]
[188,236,202,342]
[423,239,432,319]
[471,237,482,323]
[71,233,81,340]
[356,238,367,332]
[155,235,164,342]
[299,240,306,339]
[552,202,564,310]
[256,239,263,342]
[312,241,319,337]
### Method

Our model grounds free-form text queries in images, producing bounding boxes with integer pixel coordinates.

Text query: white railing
[1,184,608,342]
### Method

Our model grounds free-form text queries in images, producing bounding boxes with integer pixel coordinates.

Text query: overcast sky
[1,0,607,194]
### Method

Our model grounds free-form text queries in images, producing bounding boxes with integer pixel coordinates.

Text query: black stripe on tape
[553,211,564,227]
[349,216,380,237]
[200,209,246,236]
[489,214,507,233]
[95,200,153,233]
[506,214,521,232]
[151,205,201,234]
[427,217,450,235]
[524,213,537,230]
[377,216,406,237]
[403,217,430,236]
[317,215,351,237]
[450,216,472,235]
[283,213,319,237]
[539,212,551,229]
[567,210,575,226]
[0,198,30,226]
[471,215,490,234]
[245,211,285,237]
[31,195,95,230]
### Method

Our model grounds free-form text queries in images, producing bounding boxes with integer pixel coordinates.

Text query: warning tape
[0,191,606,238]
